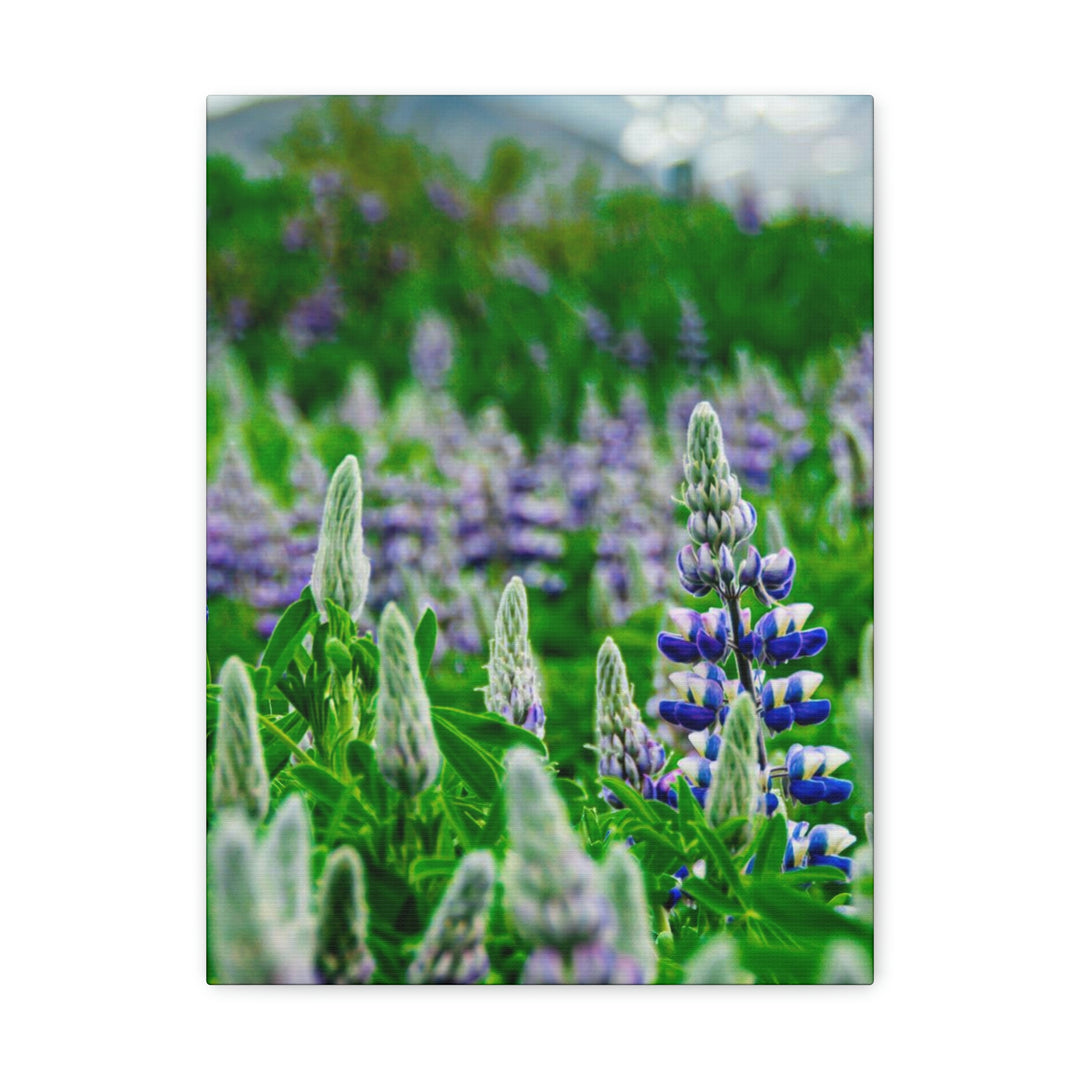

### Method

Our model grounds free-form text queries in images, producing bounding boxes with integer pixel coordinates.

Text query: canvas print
[206,95,873,985]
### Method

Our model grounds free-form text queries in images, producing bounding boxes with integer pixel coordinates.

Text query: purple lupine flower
[500,253,550,295]
[596,637,666,803]
[829,332,874,507]
[409,314,454,390]
[735,186,762,234]
[583,306,614,351]
[618,327,652,368]
[678,299,709,370]
[286,279,343,349]
[207,444,295,634]
[309,171,343,200]
[283,216,309,252]
[358,191,387,225]
[226,297,251,339]
[669,358,811,492]
[426,179,468,221]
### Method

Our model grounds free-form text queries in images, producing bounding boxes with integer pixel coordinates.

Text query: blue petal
[807,854,853,877]
[696,628,726,662]
[764,705,794,732]
[658,633,699,663]
[691,786,708,807]
[765,634,802,663]
[821,777,854,803]
[796,627,828,658]
[792,699,831,725]
[704,732,723,760]
[790,778,826,803]
[660,701,716,731]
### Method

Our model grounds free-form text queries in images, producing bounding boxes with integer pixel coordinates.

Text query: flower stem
[724,592,768,773]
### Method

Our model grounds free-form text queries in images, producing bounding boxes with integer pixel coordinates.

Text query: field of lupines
[206,99,873,985]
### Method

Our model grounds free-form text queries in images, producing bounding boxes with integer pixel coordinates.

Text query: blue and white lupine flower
[375,603,441,796]
[408,850,495,985]
[784,744,853,805]
[595,637,665,800]
[315,846,376,984]
[212,657,269,823]
[209,795,317,984]
[784,821,857,877]
[654,401,851,835]
[311,454,371,624]
[484,577,545,737]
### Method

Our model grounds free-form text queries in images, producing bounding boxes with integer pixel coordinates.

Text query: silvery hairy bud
[483,576,545,738]
[375,603,441,796]
[683,937,754,984]
[311,455,371,622]
[704,692,761,843]
[681,402,758,557]
[209,795,317,984]
[316,846,375,984]
[212,657,269,822]
[407,850,496,984]
[596,637,665,792]
[598,843,657,984]
[503,748,612,950]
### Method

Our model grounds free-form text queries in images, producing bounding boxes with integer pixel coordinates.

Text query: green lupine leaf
[414,607,438,676]
[429,711,503,803]
[748,813,788,876]
[325,637,353,678]
[263,589,317,685]
[430,707,546,756]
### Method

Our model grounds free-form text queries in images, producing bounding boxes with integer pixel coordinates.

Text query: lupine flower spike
[315,846,376,984]
[505,748,649,983]
[311,454,371,623]
[595,637,665,802]
[597,843,657,984]
[408,850,496,984]
[212,657,269,822]
[654,401,854,863]
[210,795,317,984]
[375,603,441,796]
[484,576,545,737]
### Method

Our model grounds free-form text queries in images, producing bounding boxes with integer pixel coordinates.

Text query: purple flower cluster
[499,253,550,295]
[678,299,709,370]
[562,390,679,624]
[829,332,873,507]
[207,445,317,636]
[286,279,344,350]
[669,360,810,491]
[425,179,468,222]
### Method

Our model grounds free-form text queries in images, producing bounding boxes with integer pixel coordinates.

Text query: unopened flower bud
[484,577,545,737]
[375,603,441,796]
[408,851,495,984]
[316,846,375,984]
[311,455,371,622]
[212,657,270,822]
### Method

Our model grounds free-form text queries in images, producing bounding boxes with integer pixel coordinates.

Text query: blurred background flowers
[206,95,872,835]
